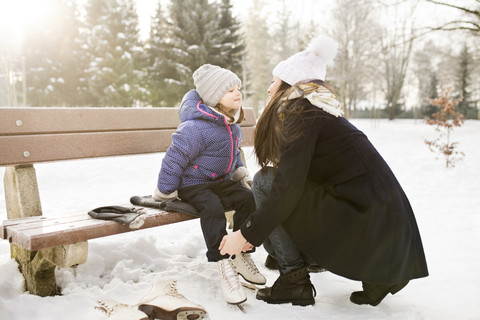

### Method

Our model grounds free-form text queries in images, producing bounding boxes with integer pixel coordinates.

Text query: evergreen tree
[85,0,144,107]
[456,43,472,117]
[218,0,245,76]
[22,0,85,106]
[150,0,226,105]
[146,1,184,107]
[413,41,440,118]
[423,72,439,117]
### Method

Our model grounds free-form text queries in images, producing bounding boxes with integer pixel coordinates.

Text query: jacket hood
[179,90,224,123]
[179,89,244,124]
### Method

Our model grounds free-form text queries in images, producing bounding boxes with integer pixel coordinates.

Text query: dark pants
[179,180,256,262]
[253,167,311,273]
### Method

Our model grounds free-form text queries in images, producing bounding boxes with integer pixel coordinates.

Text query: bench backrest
[0,107,256,166]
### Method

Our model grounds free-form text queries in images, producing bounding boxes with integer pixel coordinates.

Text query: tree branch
[429,20,480,32]
[424,0,480,16]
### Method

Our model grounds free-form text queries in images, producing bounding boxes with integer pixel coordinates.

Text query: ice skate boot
[232,253,266,285]
[217,258,247,305]
[138,279,207,320]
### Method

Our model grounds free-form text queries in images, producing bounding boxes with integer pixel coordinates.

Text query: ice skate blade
[241,282,262,291]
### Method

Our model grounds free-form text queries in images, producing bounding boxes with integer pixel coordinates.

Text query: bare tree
[424,0,480,33]
[376,3,417,120]
[331,0,382,116]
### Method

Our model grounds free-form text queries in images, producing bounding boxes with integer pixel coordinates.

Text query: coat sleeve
[240,115,319,246]
[157,122,203,194]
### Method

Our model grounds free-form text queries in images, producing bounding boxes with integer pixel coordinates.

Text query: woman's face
[219,85,242,112]
[267,77,282,100]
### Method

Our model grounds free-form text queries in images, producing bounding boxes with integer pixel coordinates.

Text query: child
[153,64,265,305]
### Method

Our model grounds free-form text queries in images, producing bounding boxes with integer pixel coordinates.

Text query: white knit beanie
[272,35,338,86]
[192,64,241,107]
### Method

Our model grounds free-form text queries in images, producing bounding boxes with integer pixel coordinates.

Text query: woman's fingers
[219,236,227,252]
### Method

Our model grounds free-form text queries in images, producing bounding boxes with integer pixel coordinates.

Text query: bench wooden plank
[0,108,256,166]
[2,213,95,235]
[0,107,256,135]
[0,107,181,135]
[0,130,175,166]
[2,209,198,251]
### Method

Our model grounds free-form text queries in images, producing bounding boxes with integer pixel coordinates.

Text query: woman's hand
[219,230,252,256]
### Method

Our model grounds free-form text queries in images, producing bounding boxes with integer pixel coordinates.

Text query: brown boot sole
[138,304,207,320]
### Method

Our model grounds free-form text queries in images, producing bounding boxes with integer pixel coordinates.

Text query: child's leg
[179,185,228,262]
[213,180,266,284]
[212,180,256,231]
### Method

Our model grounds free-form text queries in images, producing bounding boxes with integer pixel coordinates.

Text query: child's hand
[232,166,252,190]
[153,187,178,201]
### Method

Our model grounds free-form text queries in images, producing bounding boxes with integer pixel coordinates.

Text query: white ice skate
[95,300,148,320]
[232,253,266,285]
[138,279,207,320]
[217,258,247,305]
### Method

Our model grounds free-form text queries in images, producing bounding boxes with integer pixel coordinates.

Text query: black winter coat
[241,101,428,284]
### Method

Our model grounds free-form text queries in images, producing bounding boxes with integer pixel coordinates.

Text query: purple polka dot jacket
[156,89,244,194]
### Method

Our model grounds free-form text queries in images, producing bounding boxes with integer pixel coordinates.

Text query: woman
[219,36,428,307]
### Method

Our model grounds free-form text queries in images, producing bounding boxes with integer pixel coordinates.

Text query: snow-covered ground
[0,119,479,320]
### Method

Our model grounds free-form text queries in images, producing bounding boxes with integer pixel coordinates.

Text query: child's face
[219,85,242,112]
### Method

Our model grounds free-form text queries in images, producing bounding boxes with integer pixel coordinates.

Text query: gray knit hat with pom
[193,64,241,107]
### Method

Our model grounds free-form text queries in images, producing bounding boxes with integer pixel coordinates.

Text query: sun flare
[0,0,57,47]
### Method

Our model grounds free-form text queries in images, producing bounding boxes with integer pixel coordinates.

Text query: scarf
[287,82,343,117]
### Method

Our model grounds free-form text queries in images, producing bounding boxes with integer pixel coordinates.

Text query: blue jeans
[252,167,306,274]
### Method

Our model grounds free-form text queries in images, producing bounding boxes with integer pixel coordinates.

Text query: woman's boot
[350,281,409,306]
[256,266,316,306]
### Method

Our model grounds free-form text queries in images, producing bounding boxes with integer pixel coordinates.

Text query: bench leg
[4,165,88,296]
[11,244,59,296]
[11,242,88,297]
[4,165,43,219]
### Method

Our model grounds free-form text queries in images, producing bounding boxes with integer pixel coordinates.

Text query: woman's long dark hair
[254,80,308,168]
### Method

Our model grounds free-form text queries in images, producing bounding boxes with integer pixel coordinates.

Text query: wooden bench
[0,106,256,296]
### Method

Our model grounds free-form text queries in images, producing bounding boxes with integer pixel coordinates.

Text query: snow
[0,119,479,320]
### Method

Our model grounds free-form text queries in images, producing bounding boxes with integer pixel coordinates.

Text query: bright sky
[0,0,473,48]
[0,0,52,47]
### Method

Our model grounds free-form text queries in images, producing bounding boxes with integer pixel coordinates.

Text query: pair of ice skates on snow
[217,252,266,305]
[95,279,207,320]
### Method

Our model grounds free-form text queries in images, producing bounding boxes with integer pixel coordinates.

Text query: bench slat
[3,209,197,251]
[1,128,255,166]
[0,130,175,166]
[0,107,181,135]
[0,107,256,135]
[2,213,93,232]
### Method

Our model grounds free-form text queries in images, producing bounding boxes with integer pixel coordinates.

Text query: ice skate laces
[241,253,261,275]
[221,259,242,292]
[166,280,188,300]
